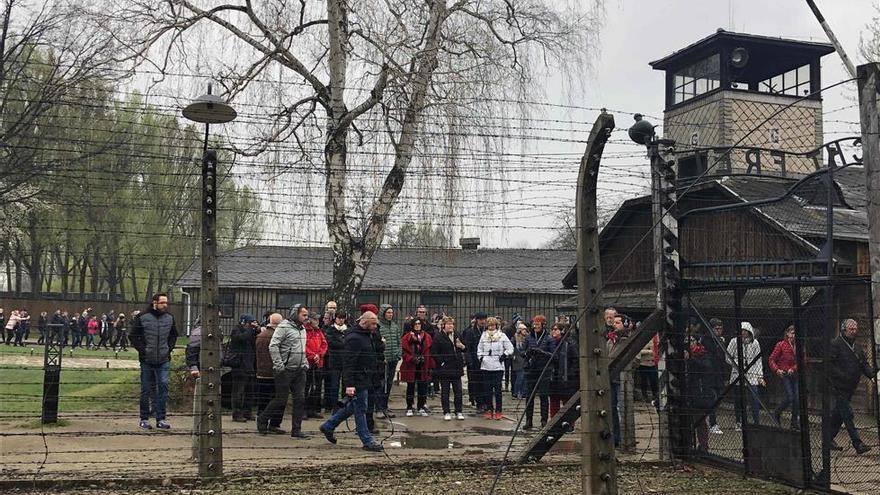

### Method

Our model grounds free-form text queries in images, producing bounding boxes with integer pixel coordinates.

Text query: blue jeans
[611,382,621,446]
[512,370,525,398]
[777,375,799,425]
[734,383,761,425]
[323,369,341,410]
[139,361,170,421]
[321,388,375,447]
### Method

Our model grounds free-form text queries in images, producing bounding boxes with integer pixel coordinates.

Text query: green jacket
[378,304,403,360]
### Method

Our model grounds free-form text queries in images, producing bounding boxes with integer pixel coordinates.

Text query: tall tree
[103,0,603,312]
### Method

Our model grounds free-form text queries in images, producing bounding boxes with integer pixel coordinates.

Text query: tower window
[759,64,811,96]
[672,54,721,104]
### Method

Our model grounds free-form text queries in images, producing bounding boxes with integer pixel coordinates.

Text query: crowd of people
[0,306,134,350]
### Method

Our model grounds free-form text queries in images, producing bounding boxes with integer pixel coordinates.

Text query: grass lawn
[0,337,192,361]
[0,367,140,417]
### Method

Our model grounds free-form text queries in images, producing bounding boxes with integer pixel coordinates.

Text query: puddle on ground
[469,426,516,436]
[387,432,461,449]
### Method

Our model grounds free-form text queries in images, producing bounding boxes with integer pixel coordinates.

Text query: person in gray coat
[129,293,178,431]
[257,304,310,438]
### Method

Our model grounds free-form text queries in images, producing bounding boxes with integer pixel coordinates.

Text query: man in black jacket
[319,311,383,452]
[322,311,348,412]
[230,314,259,422]
[825,319,875,454]
[129,293,178,430]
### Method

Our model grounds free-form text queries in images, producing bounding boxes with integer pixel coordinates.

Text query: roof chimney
[459,237,480,250]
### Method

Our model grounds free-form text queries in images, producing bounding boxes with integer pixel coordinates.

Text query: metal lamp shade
[182,94,237,124]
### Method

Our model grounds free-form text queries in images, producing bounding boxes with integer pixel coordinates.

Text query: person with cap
[230,313,259,422]
[304,311,328,419]
[825,318,874,454]
[255,313,285,434]
[319,311,384,452]
[378,304,403,418]
[462,311,488,412]
[258,304,310,438]
[725,321,765,431]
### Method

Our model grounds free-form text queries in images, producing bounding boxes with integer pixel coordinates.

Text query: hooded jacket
[726,323,764,386]
[269,318,308,371]
[477,330,514,372]
[129,307,178,366]
[378,304,404,361]
[342,323,379,390]
[305,322,328,369]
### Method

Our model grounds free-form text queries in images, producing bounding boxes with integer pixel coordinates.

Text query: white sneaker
[456,413,465,420]
[405,409,414,417]
[419,408,429,417]
[443,413,452,421]
[710,424,723,435]
[735,423,742,432]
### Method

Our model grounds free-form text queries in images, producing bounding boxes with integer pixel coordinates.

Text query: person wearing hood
[129,293,178,430]
[378,304,403,419]
[477,317,514,420]
[323,311,348,413]
[255,314,285,434]
[304,312,328,419]
[257,304,310,438]
[319,311,384,452]
[825,319,874,454]
[401,317,434,416]
[230,314,259,422]
[726,321,765,431]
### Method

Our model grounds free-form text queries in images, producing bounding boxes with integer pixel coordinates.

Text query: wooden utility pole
[858,63,880,365]
[576,111,617,494]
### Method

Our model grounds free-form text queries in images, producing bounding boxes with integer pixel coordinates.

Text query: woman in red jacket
[400,318,433,417]
[769,325,799,429]
[304,313,328,419]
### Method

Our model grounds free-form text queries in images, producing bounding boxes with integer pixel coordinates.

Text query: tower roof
[650,29,834,82]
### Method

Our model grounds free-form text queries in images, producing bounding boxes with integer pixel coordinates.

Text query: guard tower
[650,29,834,178]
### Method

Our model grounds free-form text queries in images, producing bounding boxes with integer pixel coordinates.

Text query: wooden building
[174,244,575,334]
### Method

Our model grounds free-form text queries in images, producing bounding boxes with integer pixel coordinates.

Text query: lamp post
[182,83,236,480]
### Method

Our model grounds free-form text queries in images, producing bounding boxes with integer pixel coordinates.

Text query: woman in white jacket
[725,321,766,430]
[478,317,514,420]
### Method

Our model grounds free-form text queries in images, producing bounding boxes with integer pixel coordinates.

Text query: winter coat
[477,331,514,371]
[268,319,308,371]
[550,334,579,396]
[432,331,465,379]
[4,312,18,331]
[511,338,527,371]
[378,305,404,361]
[768,339,798,375]
[461,324,484,369]
[323,323,347,371]
[637,334,659,368]
[342,323,379,391]
[229,324,258,374]
[521,331,556,394]
[726,331,763,386]
[186,325,201,371]
[400,331,433,382]
[828,335,873,396]
[703,333,728,390]
[87,320,99,335]
[255,327,275,379]
[129,308,178,365]
[305,323,328,369]
[687,343,716,412]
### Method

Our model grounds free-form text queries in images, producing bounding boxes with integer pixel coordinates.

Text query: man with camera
[319,311,384,452]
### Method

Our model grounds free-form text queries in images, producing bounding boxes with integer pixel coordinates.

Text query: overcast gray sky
[484,0,872,249]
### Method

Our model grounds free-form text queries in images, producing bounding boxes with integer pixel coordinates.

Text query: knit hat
[474,311,488,320]
[239,314,257,324]
[359,303,379,315]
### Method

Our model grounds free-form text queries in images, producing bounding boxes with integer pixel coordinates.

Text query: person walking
[36,312,48,345]
[129,293,178,430]
[477,317,514,420]
[825,319,874,454]
[49,309,66,344]
[304,312,328,419]
[686,331,714,453]
[433,316,466,420]
[254,314,285,434]
[319,311,384,452]
[87,315,99,349]
[258,304,310,438]
[378,304,403,419]
[704,318,727,435]
[113,313,128,351]
[769,324,800,430]
[230,314,259,422]
[322,311,348,413]
[726,321,765,431]
[401,318,433,417]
